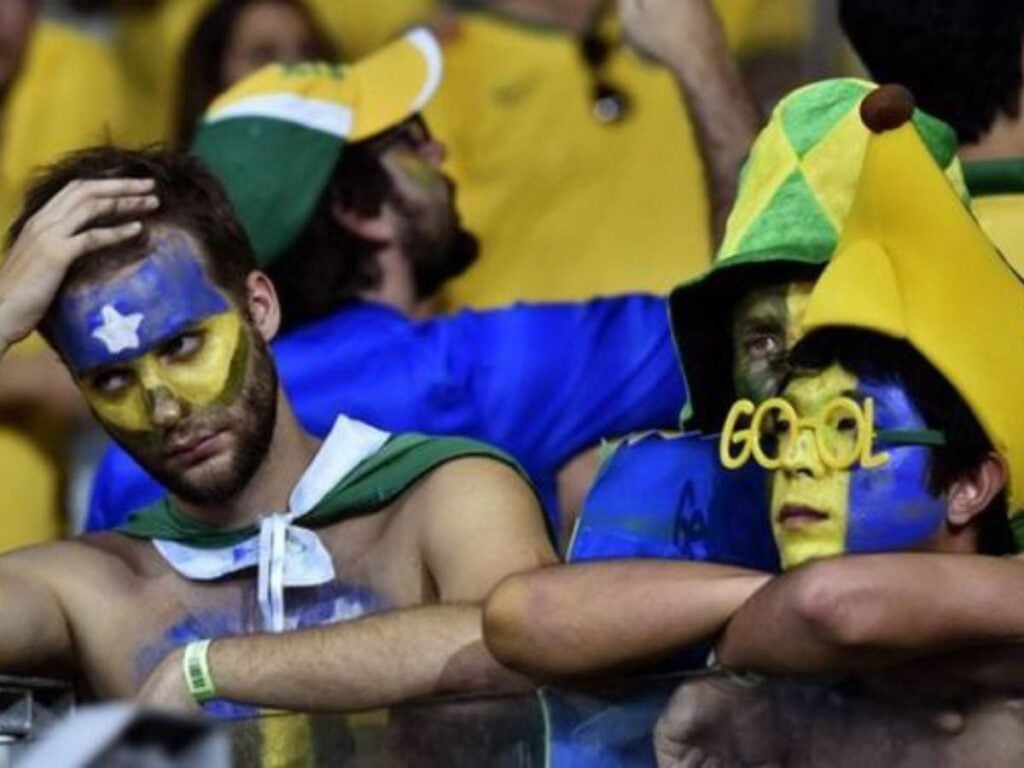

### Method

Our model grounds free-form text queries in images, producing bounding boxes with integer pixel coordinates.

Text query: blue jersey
[568,432,778,570]
[543,433,778,767]
[87,297,685,534]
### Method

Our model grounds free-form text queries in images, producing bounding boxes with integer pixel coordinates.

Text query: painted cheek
[771,472,850,569]
[784,289,811,349]
[85,380,152,433]
[160,313,242,407]
[845,446,946,553]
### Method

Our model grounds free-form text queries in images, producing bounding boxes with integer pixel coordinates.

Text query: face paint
[844,378,947,555]
[764,364,947,569]
[81,312,246,433]
[57,233,248,438]
[768,365,854,568]
[731,281,814,403]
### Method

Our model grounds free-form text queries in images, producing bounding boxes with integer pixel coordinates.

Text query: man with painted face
[85,16,759,539]
[487,84,1024,764]
[0,146,555,715]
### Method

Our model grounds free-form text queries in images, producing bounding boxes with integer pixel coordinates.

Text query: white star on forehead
[91,304,144,355]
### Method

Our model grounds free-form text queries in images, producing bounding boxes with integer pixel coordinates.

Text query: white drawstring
[153,414,392,631]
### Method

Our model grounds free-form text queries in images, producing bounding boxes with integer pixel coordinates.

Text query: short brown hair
[7,145,257,331]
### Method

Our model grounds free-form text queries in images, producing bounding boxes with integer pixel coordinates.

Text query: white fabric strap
[154,414,390,632]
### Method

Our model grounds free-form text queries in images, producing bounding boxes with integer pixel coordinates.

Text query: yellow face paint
[81,312,245,434]
[769,364,856,569]
[731,281,815,403]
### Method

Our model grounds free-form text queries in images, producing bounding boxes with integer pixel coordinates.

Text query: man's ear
[330,197,396,242]
[245,271,281,343]
[947,453,1008,527]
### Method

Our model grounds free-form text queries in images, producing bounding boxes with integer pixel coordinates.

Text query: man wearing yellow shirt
[0,0,125,551]
[428,0,755,307]
[840,0,1024,277]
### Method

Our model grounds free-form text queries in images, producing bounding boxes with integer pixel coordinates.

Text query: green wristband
[183,639,217,704]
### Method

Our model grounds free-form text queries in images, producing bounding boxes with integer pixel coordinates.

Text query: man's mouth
[163,429,227,467]
[777,504,831,529]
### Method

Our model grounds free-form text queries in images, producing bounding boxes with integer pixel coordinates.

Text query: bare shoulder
[0,532,153,590]
[416,456,539,502]
[408,457,556,600]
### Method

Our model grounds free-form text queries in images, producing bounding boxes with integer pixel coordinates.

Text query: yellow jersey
[428,12,712,307]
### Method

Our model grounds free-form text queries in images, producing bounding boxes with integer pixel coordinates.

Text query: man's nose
[146,385,185,430]
[418,138,447,168]
[782,428,826,479]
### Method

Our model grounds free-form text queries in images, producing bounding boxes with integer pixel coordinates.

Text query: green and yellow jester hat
[670,78,967,434]
[191,28,443,267]
[800,85,1024,547]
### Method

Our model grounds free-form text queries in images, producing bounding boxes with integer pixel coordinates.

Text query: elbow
[789,562,884,649]
[482,571,564,680]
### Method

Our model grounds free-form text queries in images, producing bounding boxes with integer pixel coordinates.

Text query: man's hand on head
[0,178,158,356]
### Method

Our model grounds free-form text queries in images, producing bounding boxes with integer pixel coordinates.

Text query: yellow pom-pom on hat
[802,85,1024,546]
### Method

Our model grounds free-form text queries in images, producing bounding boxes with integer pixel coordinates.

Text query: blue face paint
[845,378,947,553]
[49,232,229,374]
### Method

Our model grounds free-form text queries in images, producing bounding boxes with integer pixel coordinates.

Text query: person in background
[424,0,756,309]
[839,0,1024,276]
[174,0,338,148]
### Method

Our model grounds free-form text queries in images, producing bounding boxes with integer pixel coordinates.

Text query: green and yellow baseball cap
[191,28,443,267]
[801,86,1024,545]
[669,78,966,433]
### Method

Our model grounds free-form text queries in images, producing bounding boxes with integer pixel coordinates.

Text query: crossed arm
[483,559,770,680]
[139,459,557,712]
[716,553,1024,676]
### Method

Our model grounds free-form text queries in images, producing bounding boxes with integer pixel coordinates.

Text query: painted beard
[115,331,279,506]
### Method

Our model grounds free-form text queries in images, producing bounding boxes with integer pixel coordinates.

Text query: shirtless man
[0,146,555,714]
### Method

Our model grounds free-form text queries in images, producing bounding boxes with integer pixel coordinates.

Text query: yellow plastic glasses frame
[719,396,946,472]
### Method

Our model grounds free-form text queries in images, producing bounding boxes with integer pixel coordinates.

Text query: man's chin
[413,230,480,299]
[148,453,248,507]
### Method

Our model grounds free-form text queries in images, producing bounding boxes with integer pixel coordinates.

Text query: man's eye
[161,332,202,361]
[745,332,783,359]
[91,370,132,395]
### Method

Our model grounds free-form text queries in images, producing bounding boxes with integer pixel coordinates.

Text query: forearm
[654,3,760,241]
[484,560,771,679]
[208,604,523,712]
[717,554,1024,675]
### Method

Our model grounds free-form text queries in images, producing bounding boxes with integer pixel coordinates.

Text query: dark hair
[791,330,1013,555]
[175,0,338,148]
[268,140,394,331]
[839,0,1024,144]
[6,145,257,339]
